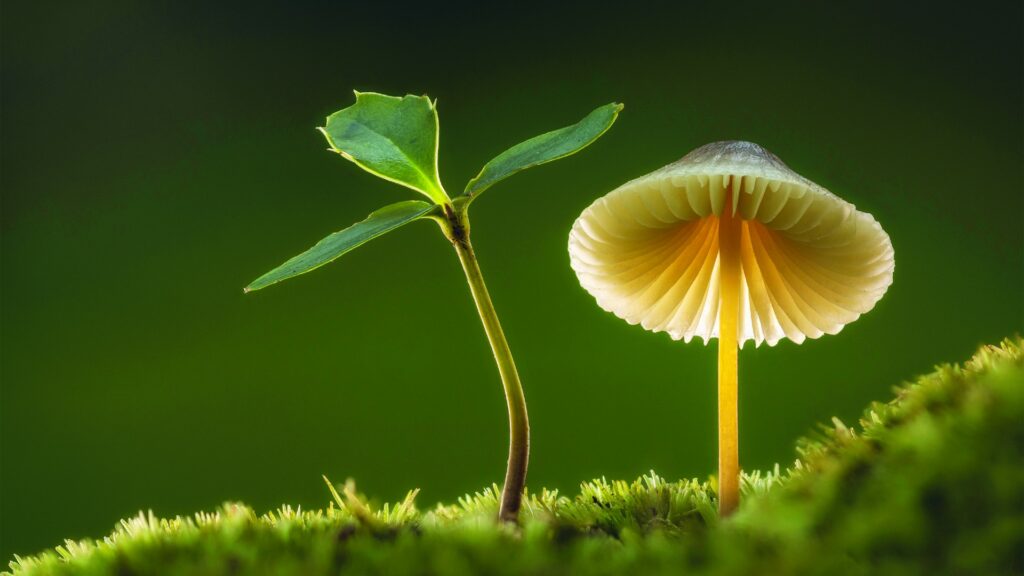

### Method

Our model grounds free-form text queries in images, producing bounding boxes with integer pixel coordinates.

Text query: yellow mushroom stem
[717,187,742,517]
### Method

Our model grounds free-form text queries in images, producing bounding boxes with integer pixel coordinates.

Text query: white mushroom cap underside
[568,141,895,347]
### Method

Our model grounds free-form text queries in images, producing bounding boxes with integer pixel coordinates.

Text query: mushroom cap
[568,141,894,347]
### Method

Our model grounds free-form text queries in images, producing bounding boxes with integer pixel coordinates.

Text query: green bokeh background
[2,0,1021,560]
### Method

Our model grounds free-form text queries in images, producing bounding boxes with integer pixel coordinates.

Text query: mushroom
[568,141,894,516]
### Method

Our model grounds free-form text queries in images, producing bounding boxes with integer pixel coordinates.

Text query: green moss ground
[7,338,1023,576]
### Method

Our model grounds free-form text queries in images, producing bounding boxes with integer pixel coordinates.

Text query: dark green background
[2,0,1021,560]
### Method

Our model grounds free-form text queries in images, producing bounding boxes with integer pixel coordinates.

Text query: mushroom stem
[717,190,742,517]
[441,206,530,523]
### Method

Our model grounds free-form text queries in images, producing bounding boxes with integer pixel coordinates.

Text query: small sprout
[247,91,622,523]
[568,141,894,516]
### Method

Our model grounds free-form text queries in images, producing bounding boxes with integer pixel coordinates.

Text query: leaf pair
[245,92,622,293]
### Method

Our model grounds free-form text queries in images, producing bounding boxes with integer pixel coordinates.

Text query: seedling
[567,141,894,516]
[246,92,622,522]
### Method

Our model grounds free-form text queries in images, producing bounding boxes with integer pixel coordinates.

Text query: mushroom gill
[569,141,894,347]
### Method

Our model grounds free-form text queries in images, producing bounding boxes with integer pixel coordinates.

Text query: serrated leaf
[245,200,434,293]
[464,102,623,198]
[320,92,449,204]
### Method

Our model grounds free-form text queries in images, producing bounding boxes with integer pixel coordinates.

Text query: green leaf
[464,102,623,198]
[244,200,434,293]
[319,92,449,204]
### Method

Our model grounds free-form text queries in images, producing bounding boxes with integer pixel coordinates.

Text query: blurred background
[2,0,1021,560]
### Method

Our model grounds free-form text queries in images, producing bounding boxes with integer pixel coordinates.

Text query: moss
[8,338,1023,576]
[725,337,1024,575]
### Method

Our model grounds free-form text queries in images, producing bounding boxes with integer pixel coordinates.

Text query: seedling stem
[440,205,530,521]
